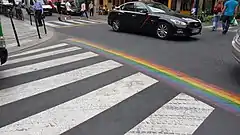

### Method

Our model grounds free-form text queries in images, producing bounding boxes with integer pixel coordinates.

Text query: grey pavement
[0,40,239,135]
[1,15,54,53]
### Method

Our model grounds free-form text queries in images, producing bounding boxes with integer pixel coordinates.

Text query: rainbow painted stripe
[69,38,240,114]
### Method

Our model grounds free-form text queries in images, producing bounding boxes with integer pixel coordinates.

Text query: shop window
[181,0,192,11]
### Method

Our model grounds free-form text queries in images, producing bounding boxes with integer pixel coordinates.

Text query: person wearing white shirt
[65,0,72,20]
[80,2,88,18]
[89,1,94,16]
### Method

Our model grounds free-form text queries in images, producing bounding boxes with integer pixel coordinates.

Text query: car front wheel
[112,19,121,32]
[156,22,172,39]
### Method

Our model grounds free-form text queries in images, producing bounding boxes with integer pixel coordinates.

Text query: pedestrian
[212,0,223,31]
[65,0,72,21]
[221,0,238,34]
[33,0,43,27]
[89,1,94,16]
[80,2,88,18]
[56,0,62,21]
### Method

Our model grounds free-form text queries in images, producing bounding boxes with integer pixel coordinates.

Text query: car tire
[112,19,121,32]
[156,22,172,40]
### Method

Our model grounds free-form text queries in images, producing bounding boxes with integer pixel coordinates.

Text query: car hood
[152,12,199,23]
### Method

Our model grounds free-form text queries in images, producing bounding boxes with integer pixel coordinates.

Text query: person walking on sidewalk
[80,2,88,19]
[89,1,94,16]
[56,0,62,21]
[33,0,43,27]
[65,0,72,21]
[212,0,223,31]
[221,0,238,34]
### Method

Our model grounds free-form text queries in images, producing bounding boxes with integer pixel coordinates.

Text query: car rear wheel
[156,22,172,39]
[112,19,121,32]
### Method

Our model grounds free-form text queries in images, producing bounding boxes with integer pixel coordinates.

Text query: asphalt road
[1,13,239,135]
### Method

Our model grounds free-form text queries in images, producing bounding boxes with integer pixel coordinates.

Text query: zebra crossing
[45,19,107,28]
[0,42,237,135]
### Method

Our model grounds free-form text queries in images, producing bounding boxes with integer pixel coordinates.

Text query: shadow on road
[109,29,200,42]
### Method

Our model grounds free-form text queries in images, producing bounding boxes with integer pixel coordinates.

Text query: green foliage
[205,15,214,22]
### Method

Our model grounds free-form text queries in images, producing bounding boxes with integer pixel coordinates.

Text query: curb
[7,27,55,54]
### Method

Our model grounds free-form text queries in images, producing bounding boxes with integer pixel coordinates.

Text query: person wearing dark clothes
[33,0,43,26]
[56,0,62,21]
[221,0,238,34]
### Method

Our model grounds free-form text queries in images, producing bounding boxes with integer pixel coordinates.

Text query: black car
[108,1,202,39]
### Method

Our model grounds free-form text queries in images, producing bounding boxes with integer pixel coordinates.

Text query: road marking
[0,52,98,79]
[88,19,107,24]
[9,43,69,58]
[6,47,81,65]
[49,21,73,26]
[66,20,84,24]
[125,93,214,135]
[6,39,33,48]
[0,60,122,107]
[0,72,157,135]
[45,22,60,27]
[74,19,97,24]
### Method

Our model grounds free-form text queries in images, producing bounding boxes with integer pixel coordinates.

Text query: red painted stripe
[140,15,150,28]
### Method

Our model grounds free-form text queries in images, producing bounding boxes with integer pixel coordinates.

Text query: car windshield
[146,3,173,13]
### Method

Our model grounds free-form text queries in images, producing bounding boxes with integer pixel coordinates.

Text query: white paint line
[6,47,81,65]
[45,22,60,27]
[0,72,157,135]
[9,43,69,58]
[88,19,107,24]
[203,25,213,28]
[6,39,33,48]
[0,60,122,107]
[125,93,214,135]
[74,19,97,24]
[0,52,98,79]
[49,21,73,26]
[66,20,84,24]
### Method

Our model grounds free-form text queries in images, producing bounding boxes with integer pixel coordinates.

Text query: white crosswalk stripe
[45,19,104,28]
[0,42,217,135]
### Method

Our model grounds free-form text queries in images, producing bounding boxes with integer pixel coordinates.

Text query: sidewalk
[1,15,54,53]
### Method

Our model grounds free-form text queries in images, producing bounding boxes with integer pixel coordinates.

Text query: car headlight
[170,19,187,28]
[197,19,202,23]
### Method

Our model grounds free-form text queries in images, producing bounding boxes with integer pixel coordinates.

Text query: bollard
[0,17,6,48]
[34,12,41,39]
[42,17,47,34]
[8,8,20,47]
[29,13,32,25]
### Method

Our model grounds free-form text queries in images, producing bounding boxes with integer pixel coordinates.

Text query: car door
[119,3,135,29]
[133,2,150,30]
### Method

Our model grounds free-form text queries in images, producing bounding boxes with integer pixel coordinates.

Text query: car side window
[121,3,135,11]
[135,3,148,13]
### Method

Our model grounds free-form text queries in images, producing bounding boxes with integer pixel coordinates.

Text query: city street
[0,12,239,135]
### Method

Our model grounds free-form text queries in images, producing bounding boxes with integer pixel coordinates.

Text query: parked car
[108,1,202,39]
[42,4,53,16]
[232,29,240,63]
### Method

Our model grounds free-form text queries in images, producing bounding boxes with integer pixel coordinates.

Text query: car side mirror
[140,9,148,14]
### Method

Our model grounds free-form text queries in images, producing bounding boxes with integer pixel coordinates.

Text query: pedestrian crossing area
[0,42,238,135]
[45,19,107,28]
